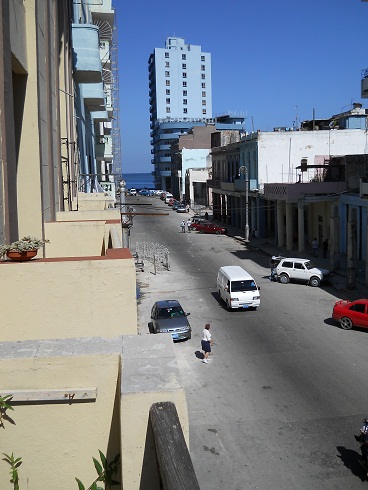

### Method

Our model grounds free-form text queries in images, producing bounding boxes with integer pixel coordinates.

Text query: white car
[275,257,331,287]
[128,188,137,196]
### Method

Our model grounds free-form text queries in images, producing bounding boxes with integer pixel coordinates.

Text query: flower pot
[6,250,38,261]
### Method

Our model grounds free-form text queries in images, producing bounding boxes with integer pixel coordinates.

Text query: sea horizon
[121,172,155,190]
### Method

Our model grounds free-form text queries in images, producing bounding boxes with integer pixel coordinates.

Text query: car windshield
[231,280,257,292]
[157,306,185,319]
[304,261,314,270]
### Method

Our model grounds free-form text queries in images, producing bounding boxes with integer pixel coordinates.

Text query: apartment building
[148,36,212,190]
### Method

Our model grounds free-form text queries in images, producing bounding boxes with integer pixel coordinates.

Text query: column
[285,202,293,252]
[298,202,305,254]
[277,201,285,248]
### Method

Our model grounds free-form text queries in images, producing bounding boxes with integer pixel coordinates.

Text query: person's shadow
[195,350,204,360]
[336,445,367,481]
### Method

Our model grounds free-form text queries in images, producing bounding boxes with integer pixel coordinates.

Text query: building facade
[148,37,212,190]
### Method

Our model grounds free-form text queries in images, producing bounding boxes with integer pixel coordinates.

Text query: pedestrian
[180,220,186,233]
[186,204,190,213]
[311,237,319,257]
[187,218,192,232]
[205,211,209,220]
[323,239,329,258]
[201,323,213,364]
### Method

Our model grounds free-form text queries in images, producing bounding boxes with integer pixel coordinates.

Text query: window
[182,54,186,60]
[201,55,205,61]
[166,89,170,95]
[294,263,305,270]
[166,98,170,104]
[201,65,205,71]
[282,261,293,269]
[350,303,366,313]
[183,81,187,87]
[183,108,187,114]
[165,71,170,77]
[201,74,205,79]
[182,63,186,69]
[183,99,187,105]
[202,100,206,106]
[166,107,170,113]
[182,72,187,78]
[183,90,187,96]
[166,80,170,86]
[202,91,206,97]
[165,52,169,58]
[202,82,206,88]
[165,61,170,67]
[202,109,206,115]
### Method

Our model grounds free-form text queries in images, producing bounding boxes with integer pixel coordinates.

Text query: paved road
[129,196,368,489]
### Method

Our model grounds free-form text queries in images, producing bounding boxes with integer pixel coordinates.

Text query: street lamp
[238,166,249,243]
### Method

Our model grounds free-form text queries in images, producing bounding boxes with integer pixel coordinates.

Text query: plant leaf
[98,450,107,469]
[75,477,85,490]
[92,457,103,476]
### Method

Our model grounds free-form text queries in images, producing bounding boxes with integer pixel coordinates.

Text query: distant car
[196,223,227,235]
[188,218,210,230]
[332,299,368,330]
[128,188,137,196]
[150,299,191,341]
[176,204,187,213]
[138,189,151,196]
[275,257,331,287]
[164,193,174,203]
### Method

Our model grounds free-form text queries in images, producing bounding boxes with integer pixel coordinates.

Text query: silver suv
[275,258,330,287]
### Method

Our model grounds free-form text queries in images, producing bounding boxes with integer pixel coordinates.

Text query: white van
[217,266,260,310]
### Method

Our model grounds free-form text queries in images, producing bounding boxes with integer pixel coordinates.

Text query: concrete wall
[0,250,137,342]
[120,335,189,490]
[0,337,121,490]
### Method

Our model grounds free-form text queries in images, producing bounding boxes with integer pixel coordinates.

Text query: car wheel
[279,273,289,284]
[340,317,353,330]
[309,276,321,287]
[226,300,231,311]
[216,230,221,235]
[199,229,204,234]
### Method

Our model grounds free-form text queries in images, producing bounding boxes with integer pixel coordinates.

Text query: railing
[148,402,200,490]
[135,242,170,273]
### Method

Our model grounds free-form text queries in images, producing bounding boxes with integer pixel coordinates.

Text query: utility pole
[119,180,131,248]
[239,166,249,243]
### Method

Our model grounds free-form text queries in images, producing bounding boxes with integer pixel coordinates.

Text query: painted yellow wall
[44,221,107,257]
[75,192,115,210]
[0,350,121,490]
[56,209,120,221]
[0,255,137,341]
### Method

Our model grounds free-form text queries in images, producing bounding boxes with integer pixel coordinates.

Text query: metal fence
[135,242,170,273]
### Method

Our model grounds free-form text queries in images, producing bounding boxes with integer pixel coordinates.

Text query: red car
[196,223,227,235]
[188,219,210,231]
[332,299,368,330]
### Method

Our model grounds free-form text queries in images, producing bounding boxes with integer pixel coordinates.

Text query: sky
[117,0,368,174]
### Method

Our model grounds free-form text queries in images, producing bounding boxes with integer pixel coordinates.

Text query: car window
[294,263,305,270]
[231,280,257,292]
[157,306,184,319]
[350,303,366,314]
[281,261,293,269]
[304,261,314,270]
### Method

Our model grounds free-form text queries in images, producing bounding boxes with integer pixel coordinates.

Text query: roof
[218,266,254,281]
[154,300,181,308]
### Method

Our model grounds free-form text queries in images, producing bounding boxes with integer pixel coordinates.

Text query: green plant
[2,453,22,490]
[0,395,14,429]
[75,451,120,490]
[0,236,49,258]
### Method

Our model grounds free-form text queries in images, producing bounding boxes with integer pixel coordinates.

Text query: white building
[148,37,212,189]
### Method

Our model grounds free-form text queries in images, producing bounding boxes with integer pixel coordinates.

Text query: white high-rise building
[148,37,212,190]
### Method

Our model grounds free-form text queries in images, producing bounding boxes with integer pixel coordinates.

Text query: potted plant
[0,236,49,261]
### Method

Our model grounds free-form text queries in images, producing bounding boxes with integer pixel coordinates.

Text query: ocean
[122,172,155,190]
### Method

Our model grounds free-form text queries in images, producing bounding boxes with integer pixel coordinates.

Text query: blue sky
[117,0,368,173]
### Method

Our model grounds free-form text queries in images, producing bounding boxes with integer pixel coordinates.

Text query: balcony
[72,24,102,83]
[95,135,113,160]
[80,83,105,111]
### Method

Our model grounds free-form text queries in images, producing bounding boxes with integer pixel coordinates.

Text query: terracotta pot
[6,250,38,261]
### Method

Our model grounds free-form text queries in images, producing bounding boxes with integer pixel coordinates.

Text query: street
[130,196,368,489]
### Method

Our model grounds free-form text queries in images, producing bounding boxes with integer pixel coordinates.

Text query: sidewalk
[197,207,368,299]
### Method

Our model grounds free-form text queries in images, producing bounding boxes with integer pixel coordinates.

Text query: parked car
[164,193,174,203]
[150,299,191,341]
[128,188,137,196]
[176,204,187,213]
[196,223,227,235]
[275,257,331,287]
[138,188,152,196]
[332,299,368,330]
[188,218,210,230]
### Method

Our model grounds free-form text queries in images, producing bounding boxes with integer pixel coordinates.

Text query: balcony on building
[264,181,347,201]
[92,110,109,122]
[72,24,102,83]
[157,156,172,163]
[80,83,106,112]
[95,135,113,160]
[159,170,171,177]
